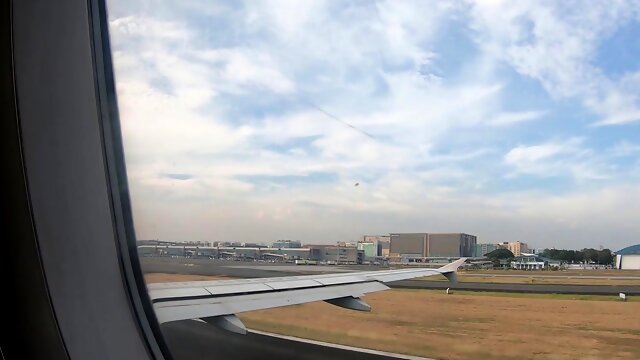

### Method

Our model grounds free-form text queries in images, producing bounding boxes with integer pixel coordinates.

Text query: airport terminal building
[389,233,476,259]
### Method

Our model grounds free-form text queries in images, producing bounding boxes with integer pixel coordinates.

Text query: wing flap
[264,279,322,290]
[315,275,366,285]
[148,287,212,300]
[204,283,273,296]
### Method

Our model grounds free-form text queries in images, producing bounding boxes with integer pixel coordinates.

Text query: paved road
[161,320,431,360]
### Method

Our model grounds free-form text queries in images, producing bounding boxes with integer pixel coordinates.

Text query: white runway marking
[248,329,438,360]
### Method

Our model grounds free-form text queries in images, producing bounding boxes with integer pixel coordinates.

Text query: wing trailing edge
[150,258,467,334]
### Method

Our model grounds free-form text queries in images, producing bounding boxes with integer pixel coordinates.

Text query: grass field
[240,289,640,360]
[145,273,640,360]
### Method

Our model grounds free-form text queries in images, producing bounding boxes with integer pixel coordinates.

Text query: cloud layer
[107,0,640,250]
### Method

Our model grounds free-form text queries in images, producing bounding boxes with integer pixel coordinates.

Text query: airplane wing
[148,258,466,334]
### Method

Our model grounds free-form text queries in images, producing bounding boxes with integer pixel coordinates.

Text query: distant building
[362,235,390,243]
[337,241,357,247]
[508,241,529,256]
[360,235,390,258]
[361,235,391,257]
[389,233,476,258]
[529,248,544,255]
[137,239,177,246]
[307,244,363,264]
[137,244,309,260]
[357,242,377,258]
[272,240,302,248]
[182,240,212,247]
[379,239,391,257]
[616,244,640,270]
[216,242,266,248]
[474,243,499,257]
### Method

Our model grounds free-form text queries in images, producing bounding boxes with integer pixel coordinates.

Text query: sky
[106,0,640,250]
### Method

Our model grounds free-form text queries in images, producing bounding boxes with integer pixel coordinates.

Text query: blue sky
[107,0,640,250]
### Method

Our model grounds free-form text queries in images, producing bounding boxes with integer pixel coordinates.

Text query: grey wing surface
[148,258,466,334]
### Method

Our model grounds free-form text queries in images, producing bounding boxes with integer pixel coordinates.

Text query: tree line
[483,247,615,265]
[541,248,613,265]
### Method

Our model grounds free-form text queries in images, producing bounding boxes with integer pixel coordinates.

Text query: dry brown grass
[239,289,640,360]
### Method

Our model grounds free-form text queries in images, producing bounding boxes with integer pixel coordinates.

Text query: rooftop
[616,244,640,255]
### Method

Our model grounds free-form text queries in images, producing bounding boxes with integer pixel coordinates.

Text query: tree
[485,248,515,268]
[558,250,575,262]
[597,249,613,265]
[581,248,599,263]
[486,248,515,259]
[542,248,559,260]
[542,248,611,265]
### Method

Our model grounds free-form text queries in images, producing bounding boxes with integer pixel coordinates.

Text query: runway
[140,257,361,278]
[388,280,640,295]
[161,320,433,360]
[141,257,640,295]
[462,273,640,280]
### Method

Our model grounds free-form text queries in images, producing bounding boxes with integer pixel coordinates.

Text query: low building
[511,253,547,270]
[137,244,310,260]
[616,244,640,270]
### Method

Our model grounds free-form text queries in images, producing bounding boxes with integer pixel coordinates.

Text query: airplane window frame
[5,0,172,358]
[87,0,172,357]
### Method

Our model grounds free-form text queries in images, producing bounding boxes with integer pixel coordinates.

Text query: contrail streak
[303,100,376,139]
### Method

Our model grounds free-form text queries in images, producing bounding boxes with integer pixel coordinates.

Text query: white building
[511,253,546,270]
[616,244,640,270]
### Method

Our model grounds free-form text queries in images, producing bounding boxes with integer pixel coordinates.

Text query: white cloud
[105,1,640,249]
[110,16,193,41]
[488,111,545,126]
[591,72,640,125]
[195,48,296,94]
[468,0,640,126]
[503,138,612,180]
[595,109,640,126]
[505,141,573,164]
[609,141,640,157]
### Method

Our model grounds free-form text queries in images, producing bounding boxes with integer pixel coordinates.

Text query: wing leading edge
[149,258,466,334]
